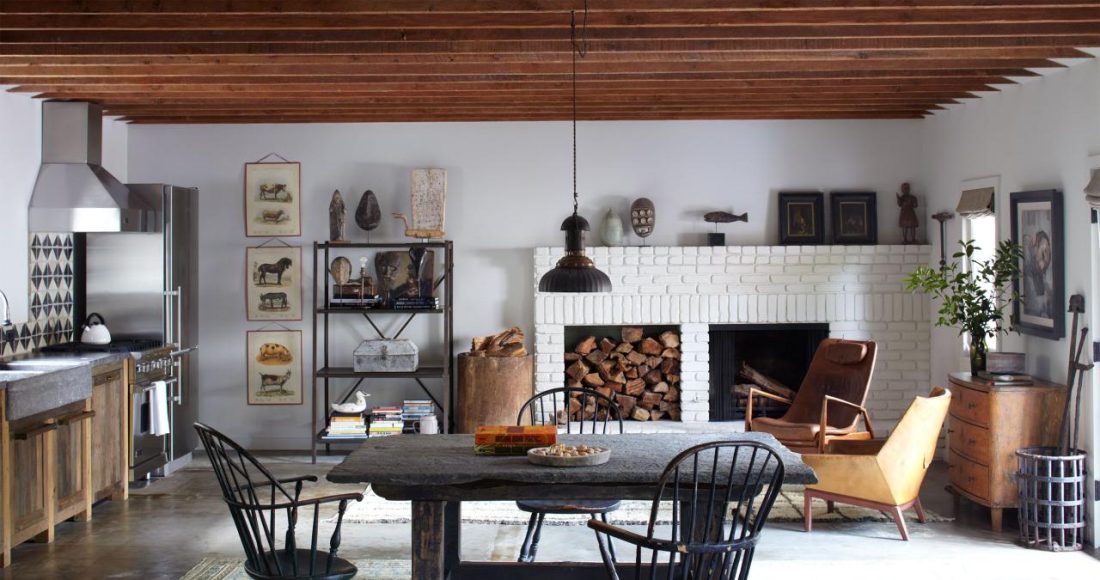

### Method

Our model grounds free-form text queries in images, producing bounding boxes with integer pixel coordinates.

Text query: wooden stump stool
[456,354,533,433]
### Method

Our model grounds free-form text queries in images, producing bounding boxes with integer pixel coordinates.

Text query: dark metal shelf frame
[311,240,454,463]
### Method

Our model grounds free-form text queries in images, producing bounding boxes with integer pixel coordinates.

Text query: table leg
[412,500,445,580]
[445,501,461,575]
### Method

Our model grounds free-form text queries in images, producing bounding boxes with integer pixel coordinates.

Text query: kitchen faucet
[0,289,15,343]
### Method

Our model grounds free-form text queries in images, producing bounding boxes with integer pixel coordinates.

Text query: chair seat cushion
[516,499,622,514]
[752,417,854,443]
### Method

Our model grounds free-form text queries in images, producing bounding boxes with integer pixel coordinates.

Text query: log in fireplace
[709,323,830,421]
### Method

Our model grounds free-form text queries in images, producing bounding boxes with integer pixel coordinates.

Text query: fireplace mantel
[533,245,932,430]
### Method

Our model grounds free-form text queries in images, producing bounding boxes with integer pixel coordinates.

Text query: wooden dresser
[946,372,1065,532]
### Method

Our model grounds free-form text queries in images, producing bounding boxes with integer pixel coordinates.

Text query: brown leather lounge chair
[801,387,951,540]
[746,338,877,454]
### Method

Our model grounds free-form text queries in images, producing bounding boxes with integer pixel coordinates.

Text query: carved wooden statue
[897,182,919,244]
[329,189,347,243]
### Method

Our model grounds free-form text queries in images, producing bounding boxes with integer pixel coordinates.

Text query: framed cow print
[246,245,303,321]
[245,161,301,237]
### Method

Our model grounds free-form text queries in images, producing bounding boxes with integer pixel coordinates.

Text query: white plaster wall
[0,91,128,324]
[920,58,1100,545]
[126,119,921,449]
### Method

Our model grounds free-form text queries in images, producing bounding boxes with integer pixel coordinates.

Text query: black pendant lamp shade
[539,214,613,293]
[537,6,612,294]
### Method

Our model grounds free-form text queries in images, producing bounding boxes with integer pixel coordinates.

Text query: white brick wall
[534,245,932,432]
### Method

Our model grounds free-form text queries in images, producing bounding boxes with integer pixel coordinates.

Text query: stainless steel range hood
[28,101,152,232]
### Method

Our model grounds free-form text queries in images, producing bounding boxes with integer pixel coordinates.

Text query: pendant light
[538,7,612,293]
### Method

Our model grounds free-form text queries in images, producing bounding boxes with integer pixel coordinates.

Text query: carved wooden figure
[897,182,920,244]
[329,189,347,243]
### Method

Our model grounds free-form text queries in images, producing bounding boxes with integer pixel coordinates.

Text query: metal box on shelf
[353,339,419,372]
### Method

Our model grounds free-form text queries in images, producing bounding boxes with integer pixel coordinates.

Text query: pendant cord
[571,1,588,217]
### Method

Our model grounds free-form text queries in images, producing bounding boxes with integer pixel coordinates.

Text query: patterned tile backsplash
[1,233,75,356]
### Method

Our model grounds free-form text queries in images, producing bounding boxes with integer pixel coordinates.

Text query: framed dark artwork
[246,329,303,405]
[374,249,436,305]
[830,191,878,245]
[1011,189,1064,339]
[244,161,301,237]
[778,192,825,245]
[245,245,303,321]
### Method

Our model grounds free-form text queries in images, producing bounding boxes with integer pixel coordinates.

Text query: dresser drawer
[949,418,992,465]
[949,450,991,501]
[949,384,991,427]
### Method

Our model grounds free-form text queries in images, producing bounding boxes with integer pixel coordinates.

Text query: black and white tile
[2,234,74,356]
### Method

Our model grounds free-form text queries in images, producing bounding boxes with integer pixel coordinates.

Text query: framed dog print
[778,191,824,245]
[246,245,303,321]
[830,191,878,245]
[247,330,303,405]
[1011,189,1064,339]
[245,161,301,237]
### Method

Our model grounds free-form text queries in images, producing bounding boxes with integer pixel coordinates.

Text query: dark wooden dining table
[327,432,816,580]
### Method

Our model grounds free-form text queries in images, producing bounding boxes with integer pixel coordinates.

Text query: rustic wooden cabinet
[946,372,1065,532]
[90,362,129,501]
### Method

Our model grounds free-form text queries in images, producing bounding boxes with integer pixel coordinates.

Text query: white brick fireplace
[534,245,932,432]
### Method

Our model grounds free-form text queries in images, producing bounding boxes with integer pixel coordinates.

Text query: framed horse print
[245,161,301,237]
[246,245,303,321]
[247,329,303,405]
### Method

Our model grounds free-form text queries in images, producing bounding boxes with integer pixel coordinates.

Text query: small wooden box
[353,339,419,372]
[986,352,1025,374]
[474,425,556,455]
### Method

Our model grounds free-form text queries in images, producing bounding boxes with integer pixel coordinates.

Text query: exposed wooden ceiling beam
[0,2,1089,122]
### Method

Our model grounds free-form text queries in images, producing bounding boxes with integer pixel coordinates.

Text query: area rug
[338,486,951,526]
[180,557,410,580]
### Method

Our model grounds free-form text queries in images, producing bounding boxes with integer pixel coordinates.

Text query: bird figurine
[331,391,370,414]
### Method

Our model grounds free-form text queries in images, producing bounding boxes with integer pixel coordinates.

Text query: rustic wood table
[327,432,816,580]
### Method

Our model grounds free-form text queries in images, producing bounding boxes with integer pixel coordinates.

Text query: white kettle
[80,313,112,345]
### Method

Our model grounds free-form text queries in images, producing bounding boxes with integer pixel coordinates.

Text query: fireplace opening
[709,323,830,421]
[564,325,681,421]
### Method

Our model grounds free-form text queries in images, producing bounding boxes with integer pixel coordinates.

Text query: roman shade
[957,187,995,217]
[1085,168,1100,209]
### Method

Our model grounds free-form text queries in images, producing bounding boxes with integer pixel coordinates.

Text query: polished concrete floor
[4,453,1099,580]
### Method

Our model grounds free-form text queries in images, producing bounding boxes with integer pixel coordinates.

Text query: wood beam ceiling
[0,1,1094,123]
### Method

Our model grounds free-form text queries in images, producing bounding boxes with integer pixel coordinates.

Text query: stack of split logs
[564,328,681,421]
[733,362,795,413]
[469,327,528,357]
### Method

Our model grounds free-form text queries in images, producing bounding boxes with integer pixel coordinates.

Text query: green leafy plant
[904,239,1022,351]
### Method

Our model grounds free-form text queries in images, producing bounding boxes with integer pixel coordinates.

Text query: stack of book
[369,405,404,438]
[325,412,366,438]
[402,399,436,433]
[393,296,440,310]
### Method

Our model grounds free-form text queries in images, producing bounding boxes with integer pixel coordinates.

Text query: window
[963,213,998,350]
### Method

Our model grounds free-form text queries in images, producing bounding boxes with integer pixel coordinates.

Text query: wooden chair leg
[826,500,835,514]
[803,491,814,533]
[913,498,927,524]
[891,507,910,541]
[518,512,538,562]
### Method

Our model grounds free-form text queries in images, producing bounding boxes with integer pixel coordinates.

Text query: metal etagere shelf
[310,240,454,463]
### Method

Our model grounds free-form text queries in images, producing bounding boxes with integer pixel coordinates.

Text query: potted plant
[904,239,1022,374]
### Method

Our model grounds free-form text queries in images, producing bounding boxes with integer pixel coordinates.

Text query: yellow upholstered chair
[801,387,951,541]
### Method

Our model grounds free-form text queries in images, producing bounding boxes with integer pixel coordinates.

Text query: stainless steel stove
[41,337,176,479]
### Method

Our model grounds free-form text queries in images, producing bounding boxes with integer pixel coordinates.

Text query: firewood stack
[564,328,681,421]
[468,327,528,357]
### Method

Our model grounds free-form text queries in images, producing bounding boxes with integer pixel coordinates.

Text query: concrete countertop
[0,349,131,420]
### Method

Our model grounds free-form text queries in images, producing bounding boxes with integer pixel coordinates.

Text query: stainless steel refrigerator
[83,184,199,474]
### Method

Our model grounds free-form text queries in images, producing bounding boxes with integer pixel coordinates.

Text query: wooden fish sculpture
[704,211,748,224]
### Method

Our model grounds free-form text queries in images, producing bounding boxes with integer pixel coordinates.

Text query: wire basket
[1016,447,1087,551]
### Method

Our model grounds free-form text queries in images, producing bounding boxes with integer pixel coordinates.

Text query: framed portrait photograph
[830,191,878,245]
[778,191,825,245]
[247,329,303,405]
[244,161,301,237]
[246,245,303,321]
[1011,189,1064,339]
